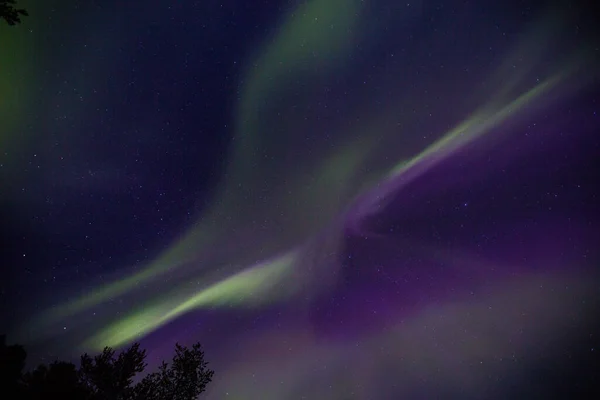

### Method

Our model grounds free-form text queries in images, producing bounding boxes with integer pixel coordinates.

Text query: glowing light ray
[23,2,598,367]
[163,252,296,314]
[79,127,383,349]
[32,0,365,327]
[485,10,563,104]
[34,62,564,329]
[38,228,215,325]
[352,68,571,223]
[31,129,373,334]
[79,131,378,349]
[237,0,363,137]
[85,251,297,349]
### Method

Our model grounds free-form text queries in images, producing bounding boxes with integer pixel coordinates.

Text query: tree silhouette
[0,334,27,396]
[23,362,88,400]
[134,343,215,400]
[79,343,147,400]
[0,0,28,25]
[0,335,214,400]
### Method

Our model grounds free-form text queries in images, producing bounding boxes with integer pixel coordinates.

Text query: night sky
[2,0,600,398]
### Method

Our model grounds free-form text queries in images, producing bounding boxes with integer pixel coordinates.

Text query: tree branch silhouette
[1,334,215,400]
[0,0,29,26]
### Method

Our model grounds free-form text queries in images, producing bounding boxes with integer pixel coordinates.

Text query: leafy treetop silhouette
[0,334,215,400]
[0,0,28,25]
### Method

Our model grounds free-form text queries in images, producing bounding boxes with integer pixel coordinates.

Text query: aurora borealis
[3,0,600,398]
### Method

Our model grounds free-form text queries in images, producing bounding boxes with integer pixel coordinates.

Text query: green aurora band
[19,0,597,352]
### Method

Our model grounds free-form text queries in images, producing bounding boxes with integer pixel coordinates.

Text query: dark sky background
[2,0,600,398]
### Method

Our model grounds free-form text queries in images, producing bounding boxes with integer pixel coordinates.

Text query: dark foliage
[0,334,27,395]
[24,362,88,400]
[0,334,214,400]
[134,343,215,400]
[0,0,28,25]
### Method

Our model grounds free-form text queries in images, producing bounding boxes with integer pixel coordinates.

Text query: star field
[2,0,600,398]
